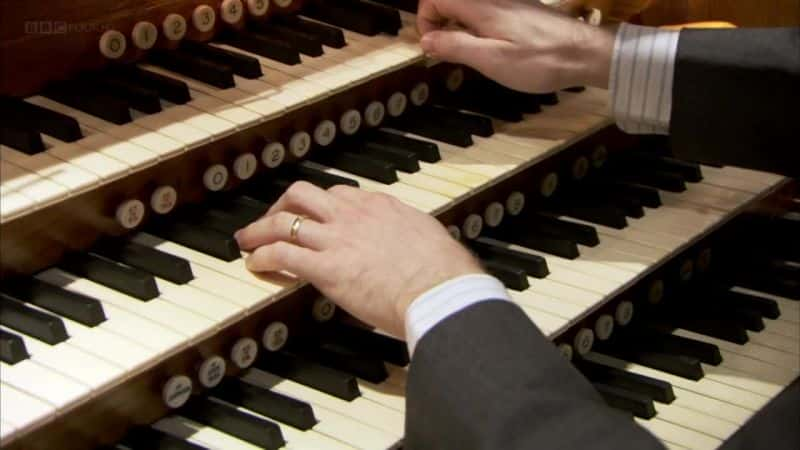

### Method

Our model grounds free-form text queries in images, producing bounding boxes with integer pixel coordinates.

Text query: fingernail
[234,230,242,242]
[420,34,434,54]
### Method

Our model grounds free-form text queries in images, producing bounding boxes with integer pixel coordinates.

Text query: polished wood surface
[0,0,304,96]
[638,0,800,27]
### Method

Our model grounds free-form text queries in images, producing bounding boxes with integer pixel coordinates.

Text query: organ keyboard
[0,1,797,449]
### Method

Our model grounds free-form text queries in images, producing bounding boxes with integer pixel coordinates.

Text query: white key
[137,100,234,140]
[36,269,186,354]
[243,370,402,446]
[0,382,54,430]
[1,326,121,391]
[1,360,88,410]
[27,95,186,160]
[1,419,17,441]
[1,159,68,210]
[131,233,280,309]
[1,145,98,194]
[300,161,445,212]
[0,188,36,221]
[634,416,721,450]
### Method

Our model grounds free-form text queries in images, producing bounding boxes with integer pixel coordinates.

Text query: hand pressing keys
[417,0,617,93]
[235,182,483,339]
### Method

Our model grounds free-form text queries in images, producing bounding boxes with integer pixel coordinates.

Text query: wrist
[569,22,617,89]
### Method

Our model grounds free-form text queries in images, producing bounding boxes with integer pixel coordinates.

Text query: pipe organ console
[0,1,797,449]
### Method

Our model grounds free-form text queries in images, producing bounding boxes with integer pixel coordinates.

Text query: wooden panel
[0,0,305,96]
[639,0,800,27]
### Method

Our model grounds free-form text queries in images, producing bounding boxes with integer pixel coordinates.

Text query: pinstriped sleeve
[609,23,681,135]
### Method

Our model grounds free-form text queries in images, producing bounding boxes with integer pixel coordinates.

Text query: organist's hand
[235,182,483,339]
[417,0,616,92]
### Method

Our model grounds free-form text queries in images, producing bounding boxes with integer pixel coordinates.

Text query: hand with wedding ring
[235,182,484,338]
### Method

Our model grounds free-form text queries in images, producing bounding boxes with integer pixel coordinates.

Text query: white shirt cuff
[404,274,511,356]
[609,23,680,135]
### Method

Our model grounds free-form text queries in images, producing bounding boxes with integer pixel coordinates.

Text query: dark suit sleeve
[404,301,664,450]
[669,27,800,178]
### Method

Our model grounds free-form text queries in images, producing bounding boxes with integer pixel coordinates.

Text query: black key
[120,426,206,450]
[182,397,284,449]
[370,0,417,13]
[481,259,529,291]
[469,239,550,278]
[276,164,360,189]
[311,151,398,184]
[179,206,246,235]
[417,106,494,137]
[729,306,765,332]
[487,226,579,259]
[149,49,235,89]
[274,15,346,48]
[354,140,420,173]
[0,329,29,364]
[564,86,586,93]
[599,182,662,209]
[148,221,241,262]
[212,379,317,430]
[0,95,82,142]
[248,23,324,57]
[224,31,301,65]
[0,295,69,344]
[1,277,105,326]
[595,191,645,219]
[545,203,628,229]
[734,272,799,301]
[213,195,271,225]
[578,359,674,403]
[718,289,780,320]
[112,66,192,104]
[618,169,686,193]
[321,323,410,366]
[85,75,162,114]
[435,91,524,122]
[618,327,722,366]
[644,154,704,182]
[42,80,132,125]
[335,0,402,34]
[302,2,382,36]
[181,41,263,79]
[366,130,441,162]
[666,314,749,345]
[516,212,600,247]
[600,347,704,380]
[289,340,389,384]
[254,351,360,401]
[0,123,44,154]
[595,383,656,419]
[462,78,542,115]
[92,240,194,285]
[388,114,473,147]
[535,93,559,105]
[59,252,159,301]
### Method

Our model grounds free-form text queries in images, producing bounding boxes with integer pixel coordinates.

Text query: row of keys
[1,4,428,222]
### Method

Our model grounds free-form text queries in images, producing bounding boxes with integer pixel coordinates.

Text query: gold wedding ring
[289,215,306,241]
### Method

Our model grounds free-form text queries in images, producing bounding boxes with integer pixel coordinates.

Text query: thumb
[420,29,508,71]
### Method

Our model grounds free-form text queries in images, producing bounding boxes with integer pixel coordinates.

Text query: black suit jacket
[670,27,800,178]
[404,301,664,449]
[404,301,800,449]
